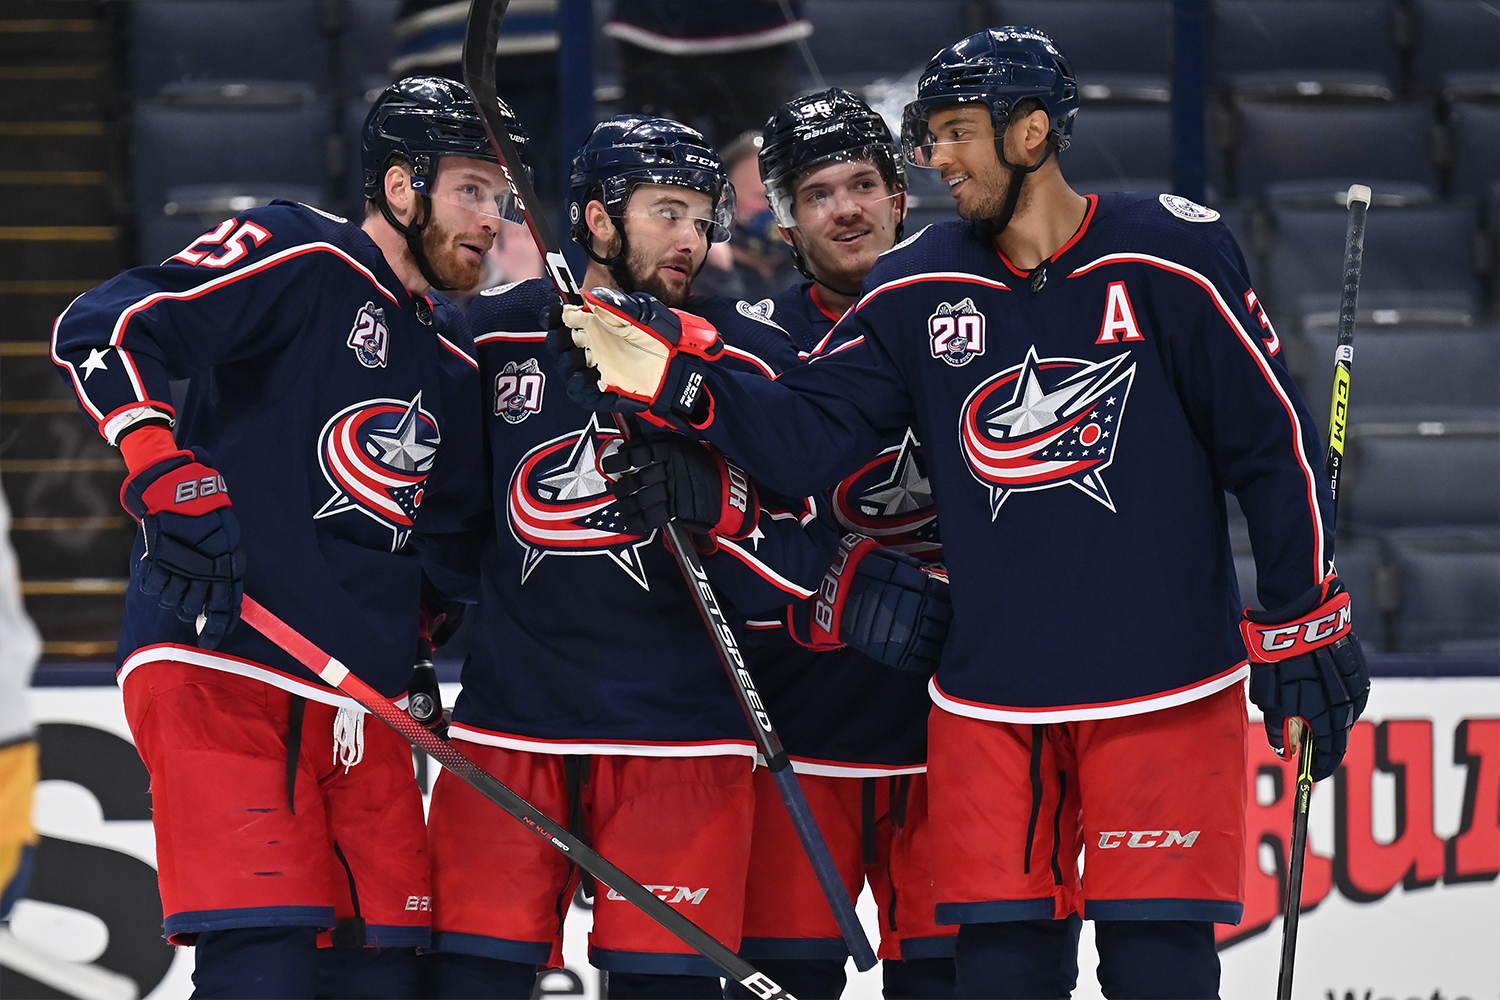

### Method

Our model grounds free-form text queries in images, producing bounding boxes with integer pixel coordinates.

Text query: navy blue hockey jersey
[720,281,941,774]
[445,278,815,755]
[51,202,484,703]
[668,193,1336,723]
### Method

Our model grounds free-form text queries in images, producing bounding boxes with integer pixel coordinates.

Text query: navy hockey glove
[601,436,757,541]
[793,535,952,675]
[1242,575,1370,781]
[120,443,245,648]
[547,288,723,424]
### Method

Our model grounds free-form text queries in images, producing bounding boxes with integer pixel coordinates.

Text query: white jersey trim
[475,330,548,344]
[449,723,758,759]
[928,663,1250,724]
[713,537,817,598]
[783,758,927,778]
[603,20,812,56]
[117,643,410,714]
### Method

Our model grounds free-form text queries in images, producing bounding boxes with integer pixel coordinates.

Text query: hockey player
[552,28,1371,1000]
[614,89,961,1000]
[49,77,506,998]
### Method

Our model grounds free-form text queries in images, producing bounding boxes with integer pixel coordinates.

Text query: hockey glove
[601,436,758,541]
[120,438,245,649]
[547,287,723,423]
[793,535,952,676]
[1242,574,1370,781]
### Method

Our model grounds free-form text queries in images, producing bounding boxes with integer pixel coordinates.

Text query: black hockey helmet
[900,26,1079,167]
[568,115,735,263]
[361,75,528,202]
[760,87,907,229]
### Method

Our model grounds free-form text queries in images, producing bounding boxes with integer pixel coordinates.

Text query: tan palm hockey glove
[558,287,725,418]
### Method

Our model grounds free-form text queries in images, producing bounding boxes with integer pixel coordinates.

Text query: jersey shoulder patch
[1158,194,1220,223]
[735,297,779,327]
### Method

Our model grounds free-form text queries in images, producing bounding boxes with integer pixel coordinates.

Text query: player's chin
[434,252,485,291]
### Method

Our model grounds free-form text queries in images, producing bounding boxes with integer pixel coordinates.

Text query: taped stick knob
[1346,184,1372,207]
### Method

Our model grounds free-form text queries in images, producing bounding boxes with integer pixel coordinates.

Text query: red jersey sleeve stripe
[49,304,106,420]
[855,272,1012,313]
[1069,251,1328,582]
[436,332,479,368]
[474,330,547,344]
[721,343,778,378]
[712,537,818,598]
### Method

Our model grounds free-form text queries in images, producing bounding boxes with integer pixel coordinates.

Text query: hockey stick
[1276,183,1370,1000]
[236,595,795,1000]
[462,0,878,972]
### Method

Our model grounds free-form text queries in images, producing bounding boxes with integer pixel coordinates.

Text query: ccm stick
[235,596,796,999]
[1276,183,1370,1000]
[461,0,878,972]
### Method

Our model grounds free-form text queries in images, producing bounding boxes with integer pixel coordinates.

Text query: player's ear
[1019,108,1052,156]
[585,200,619,256]
[383,162,418,223]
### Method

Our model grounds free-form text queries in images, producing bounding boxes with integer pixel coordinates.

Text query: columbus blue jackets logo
[508,414,655,588]
[315,393,441,550]
[347,301,390,368]
[929,298,985,367]
[494,358,545,425]
[961,347,1136,517]
[832,428,941,559]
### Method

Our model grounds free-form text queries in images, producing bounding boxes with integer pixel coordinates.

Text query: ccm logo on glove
[1241,589,1351,662]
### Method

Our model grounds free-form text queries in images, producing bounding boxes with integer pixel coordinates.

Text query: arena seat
[1343,426,1500,531]
[803,0,970,88]
[339,0,401,100]
[133,96,333,224]
[1209,0,1401,95]
[1232,536,1386,649]
[991,1,1171,76]
[129,0,327,97]
[139,183,328,265]
[1062,106,1171,191]
[1265,204,1479,326]
[1410,0,1500,100]
[1385,526,1500,652]
[1449,103,1500,205]
[1303,327,1499,419]
[1233,103,1438,201]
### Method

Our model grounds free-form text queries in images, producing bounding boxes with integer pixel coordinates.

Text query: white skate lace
[333,705,365,773]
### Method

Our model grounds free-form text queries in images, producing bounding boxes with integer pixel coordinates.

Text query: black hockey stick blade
[462,0,876,970]
[462,0,582,305]
[668,527,879,971]
[239,595,797,1000]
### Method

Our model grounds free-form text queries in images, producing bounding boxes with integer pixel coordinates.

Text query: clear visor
[617,182,737,244]
[428,169,527,225]
[768,149,904,229]
[902,102,995,168]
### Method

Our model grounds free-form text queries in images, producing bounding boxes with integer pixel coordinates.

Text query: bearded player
[553,28,1370,1000]
[49,77,507,998]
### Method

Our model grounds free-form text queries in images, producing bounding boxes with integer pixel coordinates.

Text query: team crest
[928,298,986,367]
[960,347,1136,517]
[735,298,778,326]
[1158,194,1220,223]
[508,414,655,588]
[315,393,441,550]
[832,427,941,558]
[495,358,545,424]
[347,301,390,368]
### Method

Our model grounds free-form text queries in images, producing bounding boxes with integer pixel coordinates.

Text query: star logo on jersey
[315,393,441,550]
[508,414,655,588]
[79,348,110,380]
[347,301,390,368]
[960,347,1136,517]
[928,298,985,367]
[832,427,941,558]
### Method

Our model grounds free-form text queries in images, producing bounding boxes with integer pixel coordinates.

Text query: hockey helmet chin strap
[378,169,455,292]
[980,128,1060,241]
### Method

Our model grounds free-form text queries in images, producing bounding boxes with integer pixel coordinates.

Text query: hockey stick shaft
[462,0,875,971]
[1276,183,1370,1000]
[238,595,795,1000]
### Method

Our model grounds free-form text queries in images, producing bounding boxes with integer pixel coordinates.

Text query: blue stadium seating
[340,0,400,100]
[1410,0,1500,100]
[1344,428,1500,530]
[1449,103,1500,205]
[990,1,1171,76]
[1210,0,1401,94]
[139,183,328,264]
[803,1,969,87]
[133,98,333,215]
[1266,204,1480,324]
[1234,103,1438,201]
[129,0,327,97]
[1062,105,1171,192]
[1231,530,1386,649]
[1386,526,1500,652]
[1304,327,1500,419]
